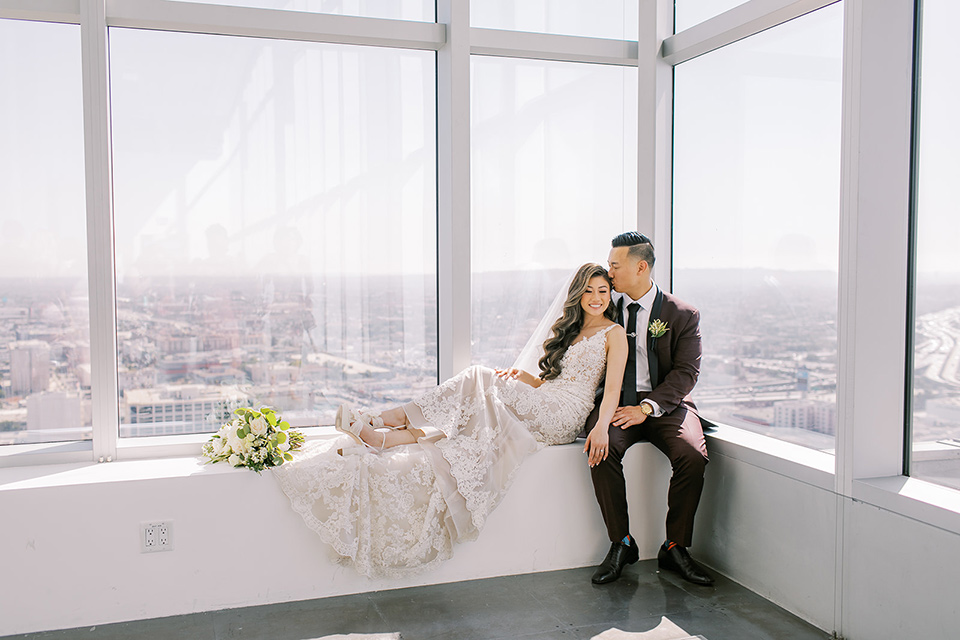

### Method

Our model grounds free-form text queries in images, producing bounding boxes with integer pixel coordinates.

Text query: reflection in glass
[471,0,638,40]
[675,1,749,33]
[470,57,637,368]
[110,29,436,436]
[672,4,843,452]
[0,19,89,446]
[167,0,433,22]
[911,0,960,490]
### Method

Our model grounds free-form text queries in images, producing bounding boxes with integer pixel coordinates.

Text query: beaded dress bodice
[491,323,616,445]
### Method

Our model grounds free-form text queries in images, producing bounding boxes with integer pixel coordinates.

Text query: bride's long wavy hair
[538,263,617,381]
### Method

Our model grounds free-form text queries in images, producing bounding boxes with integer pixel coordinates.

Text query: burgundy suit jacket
[618,289,706,427]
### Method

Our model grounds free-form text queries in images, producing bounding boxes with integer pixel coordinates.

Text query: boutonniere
[648,319,669,339]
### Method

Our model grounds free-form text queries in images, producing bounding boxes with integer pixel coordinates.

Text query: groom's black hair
[611,231,656,268]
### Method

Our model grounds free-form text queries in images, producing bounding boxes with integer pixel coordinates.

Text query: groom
[584,231,713,586]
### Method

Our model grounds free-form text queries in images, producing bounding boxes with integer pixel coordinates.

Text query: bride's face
[580,276,611,318]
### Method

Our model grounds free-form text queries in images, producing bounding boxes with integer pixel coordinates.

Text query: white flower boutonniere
[648,319,669,339]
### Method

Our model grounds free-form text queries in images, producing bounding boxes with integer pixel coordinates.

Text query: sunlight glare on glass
[672,4,844,453]
[471,0,638,40]
[910,0,960,491]
[165,0,434,21]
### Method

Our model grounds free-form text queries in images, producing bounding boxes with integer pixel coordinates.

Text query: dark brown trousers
[585,393,708,548]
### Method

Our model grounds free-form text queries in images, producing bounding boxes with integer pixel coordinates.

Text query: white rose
[211,437,225,456]
[278,441,290,452]
[226,431,243,453]
[249,416,268,437]
[228,453,241,466]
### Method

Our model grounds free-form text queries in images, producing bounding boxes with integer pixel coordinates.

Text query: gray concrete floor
[5,561,830,640]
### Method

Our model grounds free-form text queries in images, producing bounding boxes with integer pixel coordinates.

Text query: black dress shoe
[591,540,639,584]
[657,543,714,585]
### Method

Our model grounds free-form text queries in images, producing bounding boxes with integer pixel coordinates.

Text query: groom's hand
[612,406,648,429]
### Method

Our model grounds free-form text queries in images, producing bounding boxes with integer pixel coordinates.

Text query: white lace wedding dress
[273,324,617,578]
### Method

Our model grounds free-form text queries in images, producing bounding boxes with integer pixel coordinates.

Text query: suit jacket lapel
[647,288,664,388]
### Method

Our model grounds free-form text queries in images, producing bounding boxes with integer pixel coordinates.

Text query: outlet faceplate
[141,521,173,553]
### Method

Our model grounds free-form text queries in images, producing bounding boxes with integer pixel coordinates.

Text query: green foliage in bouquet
[201,406,305,473]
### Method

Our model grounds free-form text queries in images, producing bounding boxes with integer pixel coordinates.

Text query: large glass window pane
[110,29,436,435]
[673,4,843,452]
[472,1,638,40]
[167,0,433,22]
[675,1,749,33]
[910,0,960,490]
[471,57,637,368]
[0,19,89,446]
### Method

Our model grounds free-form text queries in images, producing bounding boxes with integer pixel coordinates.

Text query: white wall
[840,501,959,639]
[5,427,960,639]
[0,443,671,636]
[695,446,838,628]
[696,437,960,640]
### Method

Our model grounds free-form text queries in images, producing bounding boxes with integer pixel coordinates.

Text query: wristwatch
[639,401,654,416]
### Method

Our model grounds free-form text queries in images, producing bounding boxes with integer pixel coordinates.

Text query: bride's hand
[496,367,526,381]
[497,368,539,387]
[583,426,610,468]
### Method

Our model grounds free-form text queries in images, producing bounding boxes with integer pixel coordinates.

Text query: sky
[673,3,844,273]
[1,1,958,281]
[675,0,753,32]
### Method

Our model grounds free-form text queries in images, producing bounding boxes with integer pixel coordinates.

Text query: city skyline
[3,268,960,458]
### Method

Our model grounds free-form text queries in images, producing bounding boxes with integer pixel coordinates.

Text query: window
[0,19,89,445]
[167,0,434,22]
[109,28,437,435]
[672,4,844,452]
[470,56,637,369]
[471,1,638,40]
[674,1,750,32]
[910,0,960,490]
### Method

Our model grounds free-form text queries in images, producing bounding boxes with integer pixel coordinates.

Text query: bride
[273,263,628,577]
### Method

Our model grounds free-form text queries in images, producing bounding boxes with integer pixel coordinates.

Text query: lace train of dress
[272,324,616,578]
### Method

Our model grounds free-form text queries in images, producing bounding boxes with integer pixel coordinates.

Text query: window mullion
[80,0,120,462]
[103,0,444,50]
[640,0,674,288]
[835,0,914,494]
[663,0,839,65]
[436,0,471,381]
[0,0,79,24]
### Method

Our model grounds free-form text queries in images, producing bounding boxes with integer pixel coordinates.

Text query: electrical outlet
[141,522,174,553]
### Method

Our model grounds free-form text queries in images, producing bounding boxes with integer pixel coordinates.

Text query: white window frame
[3,0,957,544]
[666,0,960,529]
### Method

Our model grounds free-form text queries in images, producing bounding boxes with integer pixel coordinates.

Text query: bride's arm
[596,326,628,427]
[585,326,628,467]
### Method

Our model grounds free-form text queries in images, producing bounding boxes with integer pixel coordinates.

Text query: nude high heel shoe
[335,404,386,452]
[360,411,386,430]
[360,411,412,431]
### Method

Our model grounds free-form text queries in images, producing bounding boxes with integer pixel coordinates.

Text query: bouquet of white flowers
[201,406,305,473]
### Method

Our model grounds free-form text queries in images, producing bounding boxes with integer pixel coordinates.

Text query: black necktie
[621,302,640,406]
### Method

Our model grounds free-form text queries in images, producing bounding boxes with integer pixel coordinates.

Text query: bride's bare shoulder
[604,323,627,342]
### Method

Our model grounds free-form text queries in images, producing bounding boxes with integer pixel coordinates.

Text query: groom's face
[607,246,642,293]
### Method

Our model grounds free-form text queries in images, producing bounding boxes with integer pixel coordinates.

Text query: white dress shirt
[613,283,665,416]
